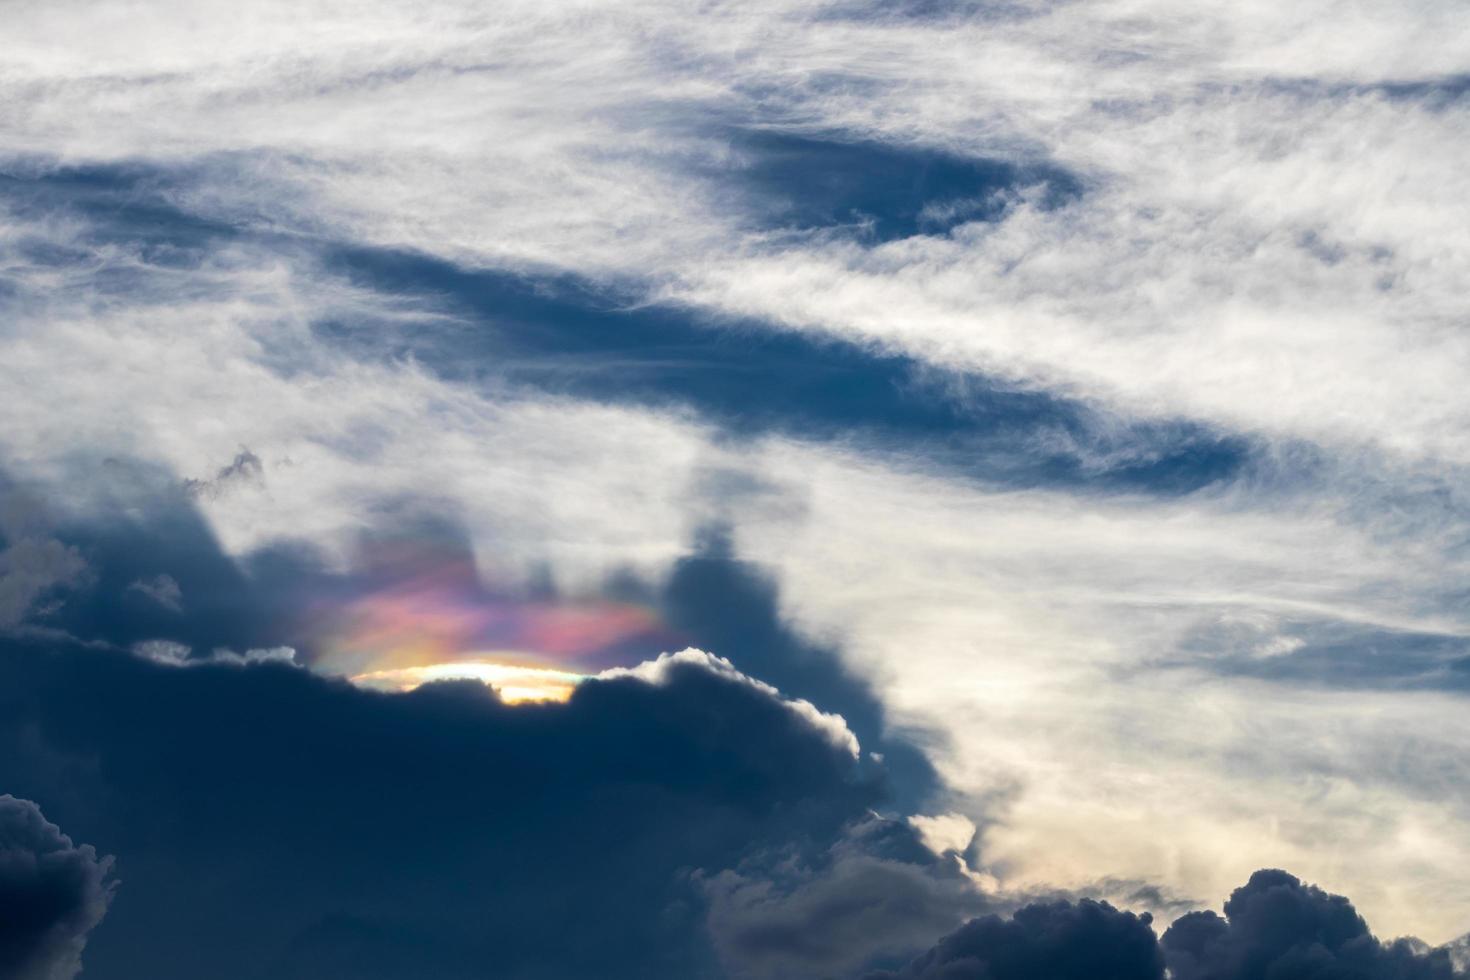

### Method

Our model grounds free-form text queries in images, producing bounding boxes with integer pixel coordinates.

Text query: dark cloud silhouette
[873,870,1465,980]
[0,638,960,979]
[0,795,115,980]
[15,467,942,813]
[1162,869,1463,980]
[701,816,989,979]
[864,897,1163,980]
[652,529,941,812]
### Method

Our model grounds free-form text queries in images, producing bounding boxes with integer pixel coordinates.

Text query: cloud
[0,492,88,633]
[1162,869,1463,980]
[182,448,264,501]
[0,795,115,980]
[701,815,992,978]
[871,870,1469,980]
[125,574,182,613]
[602,648,861,758]
[730,442,1470,940]
[130,639,297,668]
[3,0,1470,951]
[864,897,1163,980]
[0,637,949,979]
[0,537,86,632]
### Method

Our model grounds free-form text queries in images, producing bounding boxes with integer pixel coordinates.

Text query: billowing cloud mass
[0,796,114,980]
[0,639,974,979]
[871,872,1467,980]
[2,0,1469,973]
[1162,870,1464,980]
[865,899,1163,980]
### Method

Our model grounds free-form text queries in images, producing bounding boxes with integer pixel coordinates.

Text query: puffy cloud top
[1162,869,1463,980]
[0,795,114,980]
[866,898,1163,980]
[0,640,889,979]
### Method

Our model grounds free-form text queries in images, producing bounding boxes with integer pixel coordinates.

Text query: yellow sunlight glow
[349,659,585,703]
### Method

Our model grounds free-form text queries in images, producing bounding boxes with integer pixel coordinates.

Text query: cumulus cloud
[873,870,1467,980]
[701,816,991,978]
[0,795,115,980]
[602,648,861,758]
[0,637,906,979]
[1162,869,1464,980]
[865,897,1163,980]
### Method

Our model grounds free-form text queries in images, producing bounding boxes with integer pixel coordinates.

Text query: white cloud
[4,0,1470,945]
[601,648,861,758]
[132,640,298,668]
[725,442,1470,939]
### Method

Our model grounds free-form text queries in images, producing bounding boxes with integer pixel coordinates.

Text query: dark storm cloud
[1162,870,1463,980]
[0,796,115,980]
[701,816,990,979]
[0,469,319,657]
[864,898,1163,980]
[0,476,983,977]
[651,529,940,812]
[0,637,960,980]
[867,870,1467,980]
[13,465,938,810]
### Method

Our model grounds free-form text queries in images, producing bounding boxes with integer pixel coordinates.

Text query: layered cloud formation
[3,0,1469,974]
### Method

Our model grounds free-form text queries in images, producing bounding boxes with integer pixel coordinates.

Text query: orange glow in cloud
[350,659,586,702]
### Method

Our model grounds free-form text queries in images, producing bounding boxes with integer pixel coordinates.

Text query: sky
[1,1,1469,978]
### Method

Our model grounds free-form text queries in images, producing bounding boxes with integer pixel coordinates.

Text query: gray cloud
[182,449,264,501]
[0,796,115,980]
[1162,869,1463,980]
[700,816,990,978]
[0,494,87,633]
[864,897,1163,980]
[125,574,183,613]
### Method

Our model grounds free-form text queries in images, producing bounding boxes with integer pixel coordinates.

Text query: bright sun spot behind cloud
[349,656,587,702]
